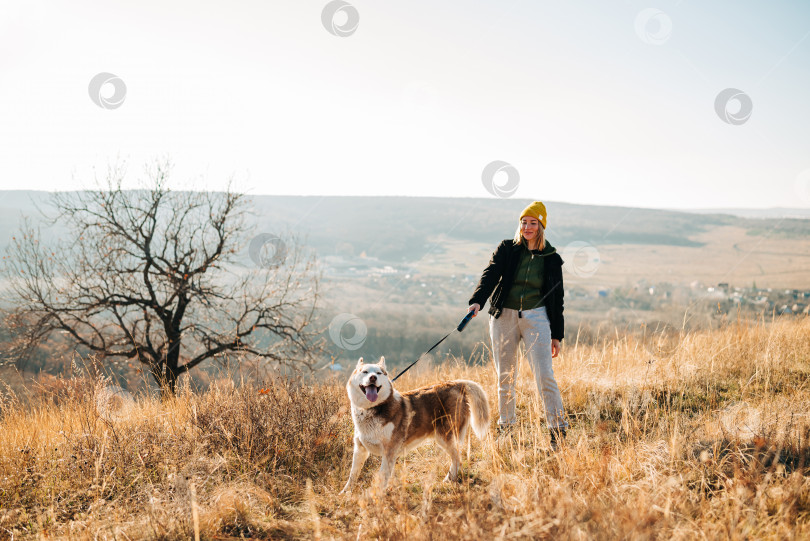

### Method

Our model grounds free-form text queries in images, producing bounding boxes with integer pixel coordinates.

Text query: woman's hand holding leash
[457,310,475,332]
[468,303,480,317]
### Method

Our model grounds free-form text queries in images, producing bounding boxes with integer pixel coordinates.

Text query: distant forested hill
[2,191,808,264]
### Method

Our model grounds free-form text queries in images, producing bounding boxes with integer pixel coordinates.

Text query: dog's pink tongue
[365,386,378,402]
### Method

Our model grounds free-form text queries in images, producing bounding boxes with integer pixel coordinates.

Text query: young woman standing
[467,201,568,449]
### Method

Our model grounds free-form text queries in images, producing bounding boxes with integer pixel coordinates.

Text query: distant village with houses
[319,253,810,320]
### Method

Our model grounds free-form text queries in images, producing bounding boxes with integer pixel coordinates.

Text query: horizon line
[1,189,809,215]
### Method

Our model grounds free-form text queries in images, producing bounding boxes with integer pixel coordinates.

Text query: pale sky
[1,0,809,209]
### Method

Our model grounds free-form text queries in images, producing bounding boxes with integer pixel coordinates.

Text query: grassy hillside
[2,317,809,539]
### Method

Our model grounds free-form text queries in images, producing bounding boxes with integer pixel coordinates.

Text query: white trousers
[489,306,568,429]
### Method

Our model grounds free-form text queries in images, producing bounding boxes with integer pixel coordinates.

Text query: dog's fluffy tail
[458,380,490,440]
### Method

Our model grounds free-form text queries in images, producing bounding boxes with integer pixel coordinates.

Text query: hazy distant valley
[2,191,809,374]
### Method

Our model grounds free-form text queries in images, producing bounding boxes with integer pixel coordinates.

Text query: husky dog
[340,356,490,493]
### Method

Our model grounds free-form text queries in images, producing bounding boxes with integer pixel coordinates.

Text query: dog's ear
[378,356,386,370]
[355,357,364,370]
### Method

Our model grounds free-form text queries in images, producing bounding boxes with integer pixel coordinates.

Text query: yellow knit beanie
[519,201,547,229]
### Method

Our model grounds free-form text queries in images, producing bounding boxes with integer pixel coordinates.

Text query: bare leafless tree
[2,159,322,394]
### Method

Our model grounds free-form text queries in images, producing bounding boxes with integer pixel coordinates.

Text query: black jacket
[468,239,565,341]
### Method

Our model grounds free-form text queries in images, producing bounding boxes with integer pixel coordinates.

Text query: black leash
[391,310,476,382]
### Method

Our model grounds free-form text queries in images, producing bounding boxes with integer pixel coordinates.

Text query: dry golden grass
[2,317,810,540]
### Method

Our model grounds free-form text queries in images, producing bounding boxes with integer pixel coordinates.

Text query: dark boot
[549,427,567,451]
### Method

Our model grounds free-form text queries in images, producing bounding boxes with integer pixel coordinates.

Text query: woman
[467,201,568,449]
